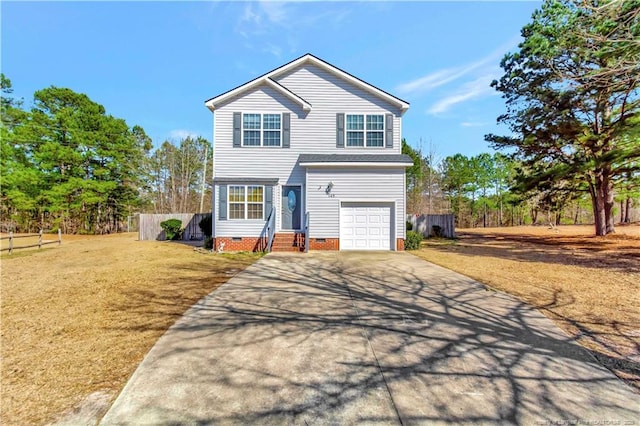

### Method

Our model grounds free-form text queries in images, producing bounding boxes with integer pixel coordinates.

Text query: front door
[281,186,301,230]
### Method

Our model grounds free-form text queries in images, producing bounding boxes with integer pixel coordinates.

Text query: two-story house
[205,54,412,252]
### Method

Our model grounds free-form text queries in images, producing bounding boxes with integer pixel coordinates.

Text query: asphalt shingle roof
[298,154,414,165]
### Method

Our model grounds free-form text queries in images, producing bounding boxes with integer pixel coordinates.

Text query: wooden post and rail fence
[0,230,62,254]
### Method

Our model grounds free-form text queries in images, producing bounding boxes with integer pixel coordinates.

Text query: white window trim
[242,112,283,147]
[228,185,265,220]
[345,113,385,149]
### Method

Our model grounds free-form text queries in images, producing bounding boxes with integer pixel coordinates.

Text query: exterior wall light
[325,181,334,194]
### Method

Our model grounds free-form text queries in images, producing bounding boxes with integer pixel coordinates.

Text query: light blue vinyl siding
[305,168,406,239]
[273,64,402,154]
[213,65,402,180]
[213,86,305,182]
[212,63,405,238]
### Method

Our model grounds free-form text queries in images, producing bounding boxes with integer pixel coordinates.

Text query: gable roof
[204,76,312,113]
[205,53,410,114]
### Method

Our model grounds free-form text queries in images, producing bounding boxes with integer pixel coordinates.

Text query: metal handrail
[304,212,310,253]
[266,207,276,252]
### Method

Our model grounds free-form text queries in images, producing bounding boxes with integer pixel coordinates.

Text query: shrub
[406,220,413,231]
[203,236,213,250]
[160,219,183,241]
[404,231,423,250]
[199,214,212,238]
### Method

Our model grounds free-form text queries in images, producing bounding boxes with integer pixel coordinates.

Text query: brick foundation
[308,238,340,250]
[215,234,306,252]
[214,236,403,252]
[214,237,267,252]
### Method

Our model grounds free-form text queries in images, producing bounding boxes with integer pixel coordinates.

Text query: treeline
[486,0,640,236]
[403,140,639,228]
[406,0,640,236]
[0,75,212,233]
[148,138,212,214]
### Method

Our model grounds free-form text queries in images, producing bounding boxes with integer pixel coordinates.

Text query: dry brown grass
[1,233,261,425]
[412,224,640,392]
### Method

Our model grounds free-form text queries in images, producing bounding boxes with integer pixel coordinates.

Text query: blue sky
[2,1,541,160]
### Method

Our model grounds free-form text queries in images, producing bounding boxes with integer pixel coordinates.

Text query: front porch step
[270,233,305,252]
[270,246,304,252]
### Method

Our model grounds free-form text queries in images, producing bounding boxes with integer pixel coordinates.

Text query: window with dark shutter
[282,113,290,148]
[336,113,345,148]
[219,185,228,220]
[233,113,241,148]
[385,114,394,148]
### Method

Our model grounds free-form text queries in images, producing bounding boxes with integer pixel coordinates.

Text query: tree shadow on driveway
[102,252,640,425]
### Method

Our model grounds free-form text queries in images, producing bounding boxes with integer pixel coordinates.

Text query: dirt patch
[1,233,262,425]
[413,224,640,392]
[47,391,113,426]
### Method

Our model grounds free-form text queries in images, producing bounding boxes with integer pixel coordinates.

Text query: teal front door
[281,186,301,230]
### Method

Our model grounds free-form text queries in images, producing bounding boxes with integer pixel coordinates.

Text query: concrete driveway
[101,252,639,425]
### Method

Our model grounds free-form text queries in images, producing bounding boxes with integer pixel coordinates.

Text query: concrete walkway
[101,252,640,425]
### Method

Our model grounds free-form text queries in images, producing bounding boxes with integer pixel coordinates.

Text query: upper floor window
[346,114,384,147]
[243,113,281,147]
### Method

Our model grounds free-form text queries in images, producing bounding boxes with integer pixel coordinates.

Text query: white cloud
[427,75,498,115]
[460,121,488,127]
[234,1,351,58]
[397,59,490,95]
[259,1,288,25]
[396,36,519,97]
[234,2,290,57]
[262,42,283,59]
[396,69,457,95]
[240,4,262,25]
[396,37,522,115]
[169,129,201,140]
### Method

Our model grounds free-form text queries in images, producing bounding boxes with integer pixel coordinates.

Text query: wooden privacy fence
[138,213,209,241]
[1,230,62,254]
[408,214,456,238]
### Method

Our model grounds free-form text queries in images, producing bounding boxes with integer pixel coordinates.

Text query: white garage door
[340,202,392,250]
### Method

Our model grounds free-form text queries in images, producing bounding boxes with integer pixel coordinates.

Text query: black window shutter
[264,186,273,219]
[336,113,345,148]
[385,114,394,148]
[219,185,228,220]
[233,112,242,148]
[282,113,290,148]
